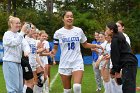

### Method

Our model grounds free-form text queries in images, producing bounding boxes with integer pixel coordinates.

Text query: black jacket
[111,32,138,73]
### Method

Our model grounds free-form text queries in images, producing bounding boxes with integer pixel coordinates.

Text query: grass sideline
[0,64,140,93]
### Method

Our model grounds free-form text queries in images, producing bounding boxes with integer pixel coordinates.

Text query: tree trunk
[7,0,11,14]
[12,0,16,16]
[46,0,53,14]
[33,0,36,7]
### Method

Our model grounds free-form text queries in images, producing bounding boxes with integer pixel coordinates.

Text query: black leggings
[122,65,137,93]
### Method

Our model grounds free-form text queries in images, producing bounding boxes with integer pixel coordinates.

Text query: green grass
[0,64,140,93]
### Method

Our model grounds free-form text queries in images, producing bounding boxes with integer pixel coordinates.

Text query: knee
[73,83,81,93]
[25,79,34,88]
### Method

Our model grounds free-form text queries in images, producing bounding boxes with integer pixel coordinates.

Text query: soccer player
[116,20,131,46]
[37,31,50,93]
[91,31,102,92]
[21,22,34,93]
[50,10,103,93]
[24,24,44,93]
[95,31,123,93]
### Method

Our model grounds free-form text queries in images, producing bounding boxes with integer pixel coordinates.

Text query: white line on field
[50,72,59,89]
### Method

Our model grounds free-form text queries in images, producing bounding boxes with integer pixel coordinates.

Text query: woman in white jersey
[24,24,45,93]
[2,16,27,93]
[51,11,103,93]
[116,20,131,46]
[95,31,122,93]
[37,31,50,92]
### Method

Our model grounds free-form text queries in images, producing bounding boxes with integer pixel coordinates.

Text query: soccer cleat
[96,88,101,92]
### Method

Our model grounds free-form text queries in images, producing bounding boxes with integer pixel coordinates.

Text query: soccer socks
[23,85,33,93]
[43,79,49,93]
[104,81,111,93]
[73,84,81,93]
[64,89,71,93]
[34,85,43,93]
[63,84,81,93]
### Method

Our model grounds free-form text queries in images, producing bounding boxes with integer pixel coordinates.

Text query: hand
[21,23,30,34]
[96,45,104,53]
[104,54,110,60]
[50,51,55,57]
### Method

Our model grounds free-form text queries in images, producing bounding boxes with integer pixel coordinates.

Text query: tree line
[0,0,140,54]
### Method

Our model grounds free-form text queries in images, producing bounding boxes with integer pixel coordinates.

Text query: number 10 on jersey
[68,42,75,50]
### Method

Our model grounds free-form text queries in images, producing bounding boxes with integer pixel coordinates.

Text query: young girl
[116,20,131,46]
[51,10,103,93]
[37,31,50,93]
[24,24,44,93]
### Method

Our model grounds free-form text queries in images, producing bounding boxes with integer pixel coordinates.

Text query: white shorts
[40,56,48,65]
[30,62,38,71]
[58,64,84,75]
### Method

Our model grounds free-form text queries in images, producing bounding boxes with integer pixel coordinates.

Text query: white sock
[43,79,49,93]
[104,81,111,93]
[73,84,81,93]
[64,89,71,93]
[23,85,27,93]
[34,85,43,93]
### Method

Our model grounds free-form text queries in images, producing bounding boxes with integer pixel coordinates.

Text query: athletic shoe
[96,88,101,92]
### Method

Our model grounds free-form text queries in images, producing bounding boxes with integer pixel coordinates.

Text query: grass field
[0,64,140,93]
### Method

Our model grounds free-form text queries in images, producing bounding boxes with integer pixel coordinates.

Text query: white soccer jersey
[53,26,87,68]
[98,40,107,55]
[25,36,37,66]
[38,40,50,65]
[123,32,131,46]
[22,38,30,53]
[105,42,111,55]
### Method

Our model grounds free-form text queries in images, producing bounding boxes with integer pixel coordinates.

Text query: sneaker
[96,88,101,92]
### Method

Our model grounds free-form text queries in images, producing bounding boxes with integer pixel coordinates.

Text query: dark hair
[106,22,118,33]
[62,10,73,18]
[117,20,124,27]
